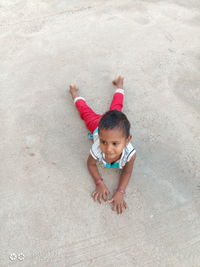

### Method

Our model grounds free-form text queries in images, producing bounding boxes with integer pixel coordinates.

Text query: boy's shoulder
[89,129,102,161]
[124,142,136,162]
[125,141,135,152]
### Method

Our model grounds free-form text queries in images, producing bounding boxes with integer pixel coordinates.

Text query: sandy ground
[1,0,200,266]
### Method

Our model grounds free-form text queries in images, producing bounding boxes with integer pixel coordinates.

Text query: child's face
[99,128,132,160]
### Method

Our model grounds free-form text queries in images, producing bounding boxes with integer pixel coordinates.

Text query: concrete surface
[0,0,200,266]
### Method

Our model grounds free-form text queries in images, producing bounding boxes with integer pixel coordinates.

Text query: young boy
[69,76,136,214]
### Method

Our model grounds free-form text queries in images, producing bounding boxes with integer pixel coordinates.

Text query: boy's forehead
[99,128,125,140]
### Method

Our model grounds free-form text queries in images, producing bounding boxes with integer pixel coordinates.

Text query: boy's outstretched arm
[107,153,136,214]
[87,154,110,203]
[117,153,136,192]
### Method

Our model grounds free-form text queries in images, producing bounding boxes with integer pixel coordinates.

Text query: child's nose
[106,145,113,153]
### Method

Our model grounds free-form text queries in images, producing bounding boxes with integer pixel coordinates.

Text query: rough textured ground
[0,0,200,266]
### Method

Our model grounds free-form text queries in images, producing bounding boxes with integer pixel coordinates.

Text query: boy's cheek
[118,145,125,152]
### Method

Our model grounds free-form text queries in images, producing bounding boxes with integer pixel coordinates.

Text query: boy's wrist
[116,188,126,194]
[95,178,104,185]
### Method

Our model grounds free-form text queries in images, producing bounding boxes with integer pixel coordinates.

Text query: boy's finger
[121,204,125,213]
[92,191,96,197]
[98,194,103,204]
[102,194,107,201]
[94,192,99,201]
[122,204,126,212]
[112,204,117,211]
[92,191,98,199]
[124,202,128,209]
[107,198,114,203]
[105,190,110,196]
[117,205,121,214]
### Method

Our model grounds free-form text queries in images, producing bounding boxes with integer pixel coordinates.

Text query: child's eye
[100,140,106,144]
[113,142,118,146]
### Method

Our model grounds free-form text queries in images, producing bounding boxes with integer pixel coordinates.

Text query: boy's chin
[105,153,115,158]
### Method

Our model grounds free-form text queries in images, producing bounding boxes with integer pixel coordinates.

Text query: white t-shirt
[89,127,136,169]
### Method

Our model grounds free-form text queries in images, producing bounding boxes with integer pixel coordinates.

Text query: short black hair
[98,110,131,138]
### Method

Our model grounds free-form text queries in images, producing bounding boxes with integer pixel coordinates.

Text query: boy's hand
[107,192,127,214]
[92,183,110,204]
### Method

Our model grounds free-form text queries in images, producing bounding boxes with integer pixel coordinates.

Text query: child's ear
[126,135,132,144]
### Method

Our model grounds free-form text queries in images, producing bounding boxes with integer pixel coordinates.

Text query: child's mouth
[106,153,116,157]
